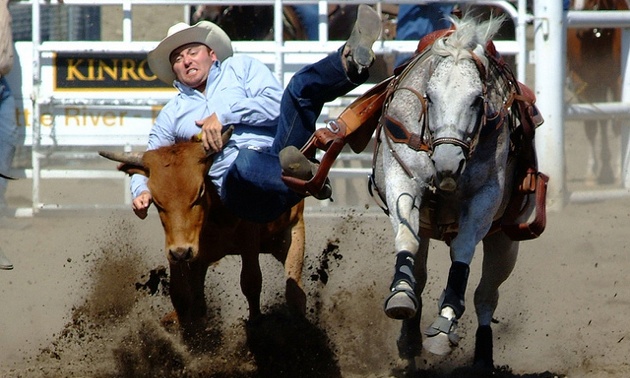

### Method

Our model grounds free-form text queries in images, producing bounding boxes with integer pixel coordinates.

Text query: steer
[99,131,306,332]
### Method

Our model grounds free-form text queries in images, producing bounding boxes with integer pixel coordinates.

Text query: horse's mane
[431,14,506,66]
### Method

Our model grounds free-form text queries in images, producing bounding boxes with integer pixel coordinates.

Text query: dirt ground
[2,4,630,378]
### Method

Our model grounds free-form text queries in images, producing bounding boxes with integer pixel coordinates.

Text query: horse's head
[425,16,505,192]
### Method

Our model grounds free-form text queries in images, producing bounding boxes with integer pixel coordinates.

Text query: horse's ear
[473,44,490,71]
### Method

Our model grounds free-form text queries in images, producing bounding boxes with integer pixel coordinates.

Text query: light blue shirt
[131,54,283,198]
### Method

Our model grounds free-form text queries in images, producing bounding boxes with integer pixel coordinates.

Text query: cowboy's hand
[132,190,153,220]
[196,113,224,152]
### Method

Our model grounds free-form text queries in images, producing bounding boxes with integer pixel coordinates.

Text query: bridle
[380,43,511,180]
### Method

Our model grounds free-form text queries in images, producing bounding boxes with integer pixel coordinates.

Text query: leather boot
[279,146,332,200]
[0,248,13,270]
[342,4,382,82]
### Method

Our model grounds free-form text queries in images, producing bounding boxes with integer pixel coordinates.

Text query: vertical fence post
[31,0,41,214]
[621,28,630,187]
[534,0,566,210]
[274,0,284,85]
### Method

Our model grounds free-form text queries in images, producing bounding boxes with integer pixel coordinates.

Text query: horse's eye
[472,96,484,109]
[424,94,432,104]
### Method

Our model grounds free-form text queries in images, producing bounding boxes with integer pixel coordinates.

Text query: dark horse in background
[191,4,359,41]
[567,0,629,184]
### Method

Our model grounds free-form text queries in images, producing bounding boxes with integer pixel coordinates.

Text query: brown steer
[99,133,306,331]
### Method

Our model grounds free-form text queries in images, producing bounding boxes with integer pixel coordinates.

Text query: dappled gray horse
[371,15,545,369]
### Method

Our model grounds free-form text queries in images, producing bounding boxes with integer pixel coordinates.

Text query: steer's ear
[116,163,148,177]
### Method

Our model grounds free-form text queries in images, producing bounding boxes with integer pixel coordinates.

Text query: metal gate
[7,0,527,216]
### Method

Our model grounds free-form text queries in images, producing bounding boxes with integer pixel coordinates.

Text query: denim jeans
[292,5,319,41]
[0,77,18,207]
[221,47,365,223]
[394,4,454,67]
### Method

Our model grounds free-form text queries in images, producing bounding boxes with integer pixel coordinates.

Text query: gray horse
[371,15,543,370]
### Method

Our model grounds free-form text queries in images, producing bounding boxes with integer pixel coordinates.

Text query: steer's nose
[168,246,193,262]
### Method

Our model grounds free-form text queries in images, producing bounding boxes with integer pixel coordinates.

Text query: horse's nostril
[438,176,457,192]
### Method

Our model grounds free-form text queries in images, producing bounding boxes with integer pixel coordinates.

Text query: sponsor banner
[54,52,172,91]
[8,42,170,145]
[13,98,157,146]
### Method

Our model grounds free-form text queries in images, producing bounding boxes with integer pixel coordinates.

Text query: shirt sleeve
[130,173,149,199]
[215,56,282,127]
[129,101,177,199]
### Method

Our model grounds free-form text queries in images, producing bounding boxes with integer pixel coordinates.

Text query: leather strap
[282,76,394,196]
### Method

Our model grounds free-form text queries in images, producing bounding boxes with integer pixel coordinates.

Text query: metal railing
[9,0,526,215]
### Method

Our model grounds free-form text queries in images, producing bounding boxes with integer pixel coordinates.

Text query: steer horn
[98,150,144,166]
[98,125,234,164]
[193,125,235,156]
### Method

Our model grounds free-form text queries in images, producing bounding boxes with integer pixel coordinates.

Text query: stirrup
[280,145,334,200]
[281,128,345,198]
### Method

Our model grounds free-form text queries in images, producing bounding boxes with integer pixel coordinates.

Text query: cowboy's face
[170,43,217,91]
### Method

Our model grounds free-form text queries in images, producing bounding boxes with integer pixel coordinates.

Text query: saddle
[282,29,548,241]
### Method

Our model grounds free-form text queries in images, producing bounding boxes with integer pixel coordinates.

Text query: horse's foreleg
[422,260,470,355]
[395,238,428,359]
[424,194,496,356]
[472,231,519,369]
[384,192,423,320]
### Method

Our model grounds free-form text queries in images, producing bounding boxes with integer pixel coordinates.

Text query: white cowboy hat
[148,21,233,85]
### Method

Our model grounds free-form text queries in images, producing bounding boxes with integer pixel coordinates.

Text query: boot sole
[279,146,313,181]
[347,5,381,68]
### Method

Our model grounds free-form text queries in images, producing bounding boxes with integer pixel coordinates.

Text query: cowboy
[130,4,382,223]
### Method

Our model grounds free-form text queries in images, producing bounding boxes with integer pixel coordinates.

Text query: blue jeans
[221,47,364,223]
[292,5,319,41]
[394,4,454,67]
[0,77,18,207]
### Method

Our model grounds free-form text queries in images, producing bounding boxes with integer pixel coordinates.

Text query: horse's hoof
[384,285,418,320]
[473,325,494,369]
[422,333,452,356]
[423,315,459,356]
